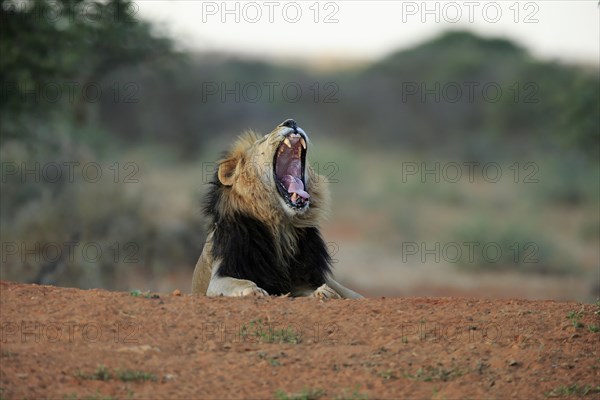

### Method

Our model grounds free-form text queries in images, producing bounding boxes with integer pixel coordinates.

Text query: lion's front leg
[206,275,269,297]
[291,281,361,299]
[325,278,364,299]
[311,284,342,300]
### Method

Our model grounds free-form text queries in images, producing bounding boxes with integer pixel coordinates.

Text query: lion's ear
[217,158,238,186]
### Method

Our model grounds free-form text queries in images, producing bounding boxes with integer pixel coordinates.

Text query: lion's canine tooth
[300,138,306,149]
[284,138,292,148]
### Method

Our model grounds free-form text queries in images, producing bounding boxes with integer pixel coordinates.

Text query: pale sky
[138,1,599,66]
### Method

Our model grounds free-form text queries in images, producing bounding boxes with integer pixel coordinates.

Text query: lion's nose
[279,119,297,131]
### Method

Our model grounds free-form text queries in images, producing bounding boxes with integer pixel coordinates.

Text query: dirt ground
[1,281,599,400]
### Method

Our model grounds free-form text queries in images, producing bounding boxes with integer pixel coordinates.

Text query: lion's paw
[312,284,341,300]
[237,286,269,297]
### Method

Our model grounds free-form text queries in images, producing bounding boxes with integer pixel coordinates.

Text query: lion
[191,119,363,299]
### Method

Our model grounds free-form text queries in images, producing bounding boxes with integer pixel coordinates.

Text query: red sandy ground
[0,280,599,400]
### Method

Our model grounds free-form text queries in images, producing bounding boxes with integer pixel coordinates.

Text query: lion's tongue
[281,175,310,200]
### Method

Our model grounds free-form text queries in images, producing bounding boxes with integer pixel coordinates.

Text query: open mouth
[274,133,309,209]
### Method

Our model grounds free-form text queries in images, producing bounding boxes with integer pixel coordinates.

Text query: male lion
[191,119,363,299]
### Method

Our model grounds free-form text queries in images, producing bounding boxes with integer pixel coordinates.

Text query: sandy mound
[1,281,598,399]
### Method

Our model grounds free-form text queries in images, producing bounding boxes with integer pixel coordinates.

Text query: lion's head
[208,119,329,228]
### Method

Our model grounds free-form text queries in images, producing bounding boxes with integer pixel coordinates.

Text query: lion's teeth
[300,138,307,149]
[284,138,292,148]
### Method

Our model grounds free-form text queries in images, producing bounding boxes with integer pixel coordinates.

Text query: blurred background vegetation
[1,0,598,301]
